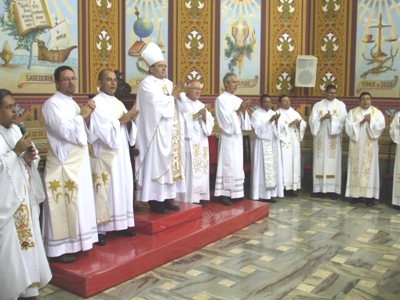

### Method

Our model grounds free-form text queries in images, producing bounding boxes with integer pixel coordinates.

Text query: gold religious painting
[219,0,261,95]
[0,0,79,93]
[125,0,169,94]
[354,0,400,97]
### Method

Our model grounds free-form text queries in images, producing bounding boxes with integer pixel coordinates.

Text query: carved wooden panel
[174,0,213,94]
[85,1,122,94]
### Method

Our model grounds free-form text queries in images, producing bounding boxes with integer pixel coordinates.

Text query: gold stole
[262,139,276,188]
[45,144,85,240]
[89,95,122,223]
[348,107,376,195]
[171,107,183,181]
[315,103,338,179]
[89,145,115,224]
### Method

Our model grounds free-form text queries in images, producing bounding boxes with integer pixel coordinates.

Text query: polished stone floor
[38,193,400,300]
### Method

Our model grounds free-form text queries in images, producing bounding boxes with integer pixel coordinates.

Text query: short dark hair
[98,69,113,80]
[278,94,288,103]
[0,88,12,106]
[325,84,337,92]
[259,94,270,103]
[54,65,74,82]
[359,91,371,100]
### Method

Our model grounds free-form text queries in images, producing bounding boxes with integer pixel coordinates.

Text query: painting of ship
[37,19,77,63]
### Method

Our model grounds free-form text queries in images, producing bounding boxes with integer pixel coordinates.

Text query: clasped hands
[289,119,302,127]
[80,99,96,120]
[172,81,185,99]
[120,105,139,125]
[360,113,371,125]
[193,107,206,121]
[270,112,281,124]
[321,111,331,122]
[237,99,251,114]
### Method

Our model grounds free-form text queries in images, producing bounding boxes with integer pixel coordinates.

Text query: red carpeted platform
[134,201,203,234]
[49,199,269,298]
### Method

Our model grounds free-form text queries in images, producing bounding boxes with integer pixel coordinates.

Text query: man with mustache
[88,69,138,245]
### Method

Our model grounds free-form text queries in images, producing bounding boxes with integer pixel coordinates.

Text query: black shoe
[349,197,361,204]
[311,192,322,198]
[285,190,298,197]
[330,193,339,200]
[194,200,207,207]
[259,198,277,203]
[365,198,374,207]
[219,196,232,206]
[149,200,169,214]
[96,233,106,245]
[51,253,76,263]
[118,229,136,237]
[163,199,180,211]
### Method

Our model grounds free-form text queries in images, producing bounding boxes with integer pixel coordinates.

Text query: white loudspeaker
[295,55,317,87]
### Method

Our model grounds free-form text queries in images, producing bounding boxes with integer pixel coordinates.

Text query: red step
[134,201,203,234]
[49,199,269,298]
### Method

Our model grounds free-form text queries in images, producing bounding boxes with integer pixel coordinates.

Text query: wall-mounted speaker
[295,55,317,87]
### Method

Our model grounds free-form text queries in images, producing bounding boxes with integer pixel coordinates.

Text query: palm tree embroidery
[64,180,76,204]
[48,180,62,204]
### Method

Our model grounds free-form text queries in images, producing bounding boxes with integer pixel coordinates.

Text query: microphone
[18,122,26,135]
[18,122,35,153]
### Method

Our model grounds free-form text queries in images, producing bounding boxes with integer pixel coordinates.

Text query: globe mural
[134,17,153,40]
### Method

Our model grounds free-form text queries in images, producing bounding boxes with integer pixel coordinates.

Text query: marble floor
[38,193,400,300]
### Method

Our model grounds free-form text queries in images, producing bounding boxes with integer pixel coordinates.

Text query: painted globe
[133,18,153,38]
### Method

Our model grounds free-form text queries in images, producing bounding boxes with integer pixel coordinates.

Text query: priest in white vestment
[214,73,251,206]
[87,69,138,245]
[277,95,307,195]
[42,66,98,263]
[345,92,385,206]
[250,94,284,202]
[390,112,400,207]
[309,84,347,199]
[135,42,186,214]
[176,80,215,204]
[0,89,51,299]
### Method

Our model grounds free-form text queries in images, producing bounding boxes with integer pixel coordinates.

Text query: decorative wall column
[267,0,308,96]
[173,0,214,94]
[83,1,123,94]
[311,0,354,96]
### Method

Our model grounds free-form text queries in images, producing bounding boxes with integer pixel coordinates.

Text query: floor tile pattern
[38,194,400,300]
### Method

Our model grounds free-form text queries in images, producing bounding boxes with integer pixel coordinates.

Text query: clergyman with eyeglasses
[0,88,52,299]
[175,80,215,205]
[41,65,98,263]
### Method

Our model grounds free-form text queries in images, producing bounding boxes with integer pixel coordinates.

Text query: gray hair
[223,72,237,84]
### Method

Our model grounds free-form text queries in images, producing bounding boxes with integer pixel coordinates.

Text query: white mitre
[141,42,164,67]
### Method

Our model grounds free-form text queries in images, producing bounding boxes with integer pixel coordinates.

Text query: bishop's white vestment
[250,108,284,200]
[88,91,137,232]
[277,107,306,191]
[135,75,186,202]
[214,92,251,199]
[176,93,214,203]
[390,112,400,206]
[42,91,98,257]
[0,125,51,300]
[309,98,347,194]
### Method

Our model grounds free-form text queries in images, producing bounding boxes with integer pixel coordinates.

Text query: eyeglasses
[60,77,78,82]
[187,87,202,91]
[0,103,17,110]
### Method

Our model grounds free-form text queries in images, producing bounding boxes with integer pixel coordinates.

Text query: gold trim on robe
[45,144,85,240]
[89,144,115,224]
